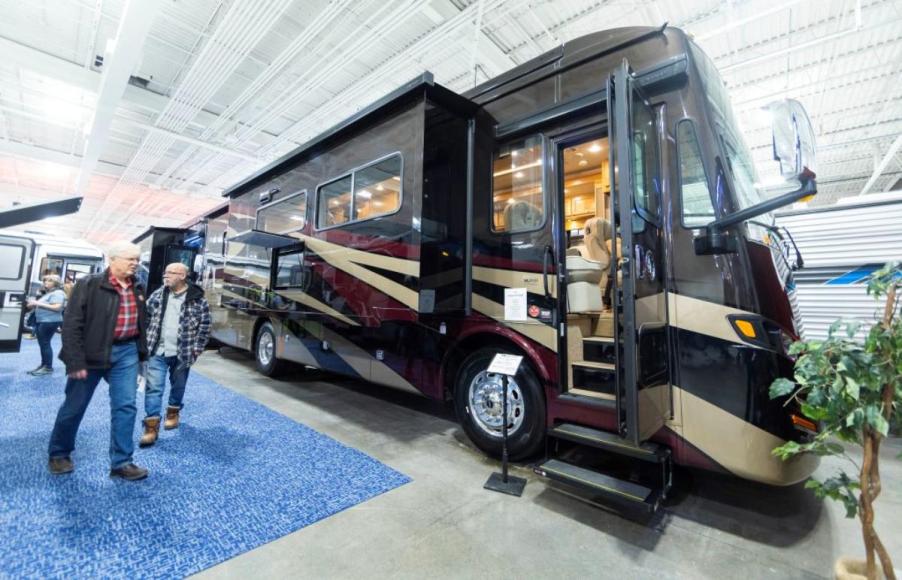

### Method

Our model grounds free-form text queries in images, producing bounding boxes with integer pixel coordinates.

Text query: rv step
[549,423,670,463]
[535,458,661,512]
[582,336,617,364]
[571,361,615,395]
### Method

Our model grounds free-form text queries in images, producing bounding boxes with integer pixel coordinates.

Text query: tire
[254,321,287,377]
[453,348,546,461]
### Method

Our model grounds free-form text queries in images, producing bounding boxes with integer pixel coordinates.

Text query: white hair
[107,241,141,259]
[167,262,190,275]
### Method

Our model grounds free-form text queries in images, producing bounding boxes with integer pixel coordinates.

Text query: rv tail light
[791,414,818,435]
[732,319,757,339]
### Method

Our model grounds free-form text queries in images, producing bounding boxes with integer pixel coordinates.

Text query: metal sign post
[483,353,527,497]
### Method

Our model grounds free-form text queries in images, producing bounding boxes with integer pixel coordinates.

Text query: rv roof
[222,73,477,200]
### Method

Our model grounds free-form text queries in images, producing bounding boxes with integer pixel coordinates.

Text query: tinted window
[492,135,544,233]
[630,91,660,228]
[257,191,307,234]
[353,155,402,221]
[274,250,305,289]
[317,176,352,228]
[678,121,715,227]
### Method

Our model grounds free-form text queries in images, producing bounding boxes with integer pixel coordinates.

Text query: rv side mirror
[693,170,817,255]
[767,99,817,181]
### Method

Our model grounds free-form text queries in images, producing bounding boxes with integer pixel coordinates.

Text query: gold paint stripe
[318,325,421,395]
[675,386,819,486]
[668,294,747,345]
[472,293,557,352]
[275,289,360,327]
[473,266,557,299]
[302,235,420,277]
[221,288,266,309]
[300,235,419,310]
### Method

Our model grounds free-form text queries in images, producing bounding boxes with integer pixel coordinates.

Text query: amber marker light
[791,414,818,434]
[734,319,757,339]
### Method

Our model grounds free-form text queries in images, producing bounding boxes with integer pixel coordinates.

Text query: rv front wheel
[454,348,545,461]
[255,321,287,377]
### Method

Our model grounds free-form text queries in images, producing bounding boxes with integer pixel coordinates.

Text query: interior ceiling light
[514,171,524,178]
[588,143,602,153]
[358,190,372,198]
[578,159,588,167]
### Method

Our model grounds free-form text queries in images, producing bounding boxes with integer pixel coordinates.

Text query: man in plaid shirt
[49,241,150,481]
[140,262,211,447]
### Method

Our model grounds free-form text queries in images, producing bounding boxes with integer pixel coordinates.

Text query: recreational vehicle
[201,25,819,511]
[133,225,206,296]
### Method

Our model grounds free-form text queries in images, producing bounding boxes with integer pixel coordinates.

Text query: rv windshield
[689,42,766,215]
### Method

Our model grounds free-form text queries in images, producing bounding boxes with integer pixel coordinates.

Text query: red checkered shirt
[109,272,139,340]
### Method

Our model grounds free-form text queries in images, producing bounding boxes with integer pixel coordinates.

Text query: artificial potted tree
[770,262,900,580]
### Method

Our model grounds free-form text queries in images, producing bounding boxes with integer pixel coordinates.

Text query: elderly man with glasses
[139,262,211,447]
[48,241,150,481]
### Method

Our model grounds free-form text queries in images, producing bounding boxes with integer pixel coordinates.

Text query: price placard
[487,353,523,376]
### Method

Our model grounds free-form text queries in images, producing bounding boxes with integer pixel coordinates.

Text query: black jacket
[59,270,148,372]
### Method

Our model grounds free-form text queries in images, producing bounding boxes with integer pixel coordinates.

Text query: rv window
[274,250,305,289]
[677,120,715,227]
[630,91,660,229]
[353,155,402,221]
[257,190,307,234]
[0,244,25,279]
[492,135,544,233]
[39,257,64,278]
[317,175,353,228]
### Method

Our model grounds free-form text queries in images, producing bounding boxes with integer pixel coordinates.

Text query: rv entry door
[608,60,670,445]
[0,235,35,353]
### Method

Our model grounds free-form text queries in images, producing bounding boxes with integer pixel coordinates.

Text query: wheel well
[442,333,535,401]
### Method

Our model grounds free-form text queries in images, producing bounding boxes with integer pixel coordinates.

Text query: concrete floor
[191,349,902,580]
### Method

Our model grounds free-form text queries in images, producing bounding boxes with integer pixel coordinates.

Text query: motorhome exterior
[203,25,820,510]
[133,225,207,296]
[0,231,102,353]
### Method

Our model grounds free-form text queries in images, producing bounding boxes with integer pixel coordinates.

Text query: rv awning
[230,229,300,249]
[0,196,83,229]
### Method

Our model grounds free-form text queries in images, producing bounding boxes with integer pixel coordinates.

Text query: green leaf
[865,405,890,436]
[788,342,807,356]
[769,378,796,399]
[844,376,860,400]
[828,320,843,338]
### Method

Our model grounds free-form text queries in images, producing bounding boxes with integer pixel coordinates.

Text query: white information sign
[503,287,527,321]
[487,353,523,376]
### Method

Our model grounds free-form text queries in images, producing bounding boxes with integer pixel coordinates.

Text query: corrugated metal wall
[776,199,902,341]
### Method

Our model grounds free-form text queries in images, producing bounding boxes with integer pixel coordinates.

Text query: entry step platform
[549,423,670,463]
[534,458,662,513]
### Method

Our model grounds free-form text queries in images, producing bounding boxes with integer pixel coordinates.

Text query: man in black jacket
[48,241,150,481]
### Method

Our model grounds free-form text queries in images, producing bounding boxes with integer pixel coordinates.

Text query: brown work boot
[109,463,148,481]
[48,456,75,475]
[164,406,180,430]
[139,416,161,447]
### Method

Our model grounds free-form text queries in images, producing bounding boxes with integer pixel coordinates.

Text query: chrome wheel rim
[258,331,274,366]
[468,370,525,438]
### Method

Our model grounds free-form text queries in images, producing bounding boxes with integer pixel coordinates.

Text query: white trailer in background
[14,232,105,295]
[776,194,902,341]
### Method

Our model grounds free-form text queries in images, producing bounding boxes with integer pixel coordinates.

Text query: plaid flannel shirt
[109,272,139,340]
[145,284,211,366]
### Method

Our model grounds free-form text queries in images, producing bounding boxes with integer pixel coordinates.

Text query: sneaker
[31,367,53,376]
[109,463,149,481]
[26,366,43,375]
[48,456,75,475]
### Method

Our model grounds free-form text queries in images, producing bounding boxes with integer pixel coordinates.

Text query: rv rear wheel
[453,348,545,461]
[255,322,287,377]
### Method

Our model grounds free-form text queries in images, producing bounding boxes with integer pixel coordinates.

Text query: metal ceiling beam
[0,36,279,149]
[858,134,902,196]
[75,0,163,194]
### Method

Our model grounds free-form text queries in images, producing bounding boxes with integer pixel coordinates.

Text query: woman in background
[26,275,66,376]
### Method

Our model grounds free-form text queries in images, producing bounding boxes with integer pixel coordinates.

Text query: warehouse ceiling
[0,0,900,244]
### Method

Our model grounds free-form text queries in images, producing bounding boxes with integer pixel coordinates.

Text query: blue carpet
[0,338,410,578]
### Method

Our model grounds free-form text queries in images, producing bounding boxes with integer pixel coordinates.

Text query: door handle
[542,245,553,299]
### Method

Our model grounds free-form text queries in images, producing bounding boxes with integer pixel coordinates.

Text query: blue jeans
[48,341,140,469]
[35,322,61,368]
[144,354,189,419]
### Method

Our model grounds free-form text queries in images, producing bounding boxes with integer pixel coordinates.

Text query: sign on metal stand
[483,353,527,497]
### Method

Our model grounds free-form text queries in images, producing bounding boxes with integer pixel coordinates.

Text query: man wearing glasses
[139,262,211,447]
[49,242,150,481]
